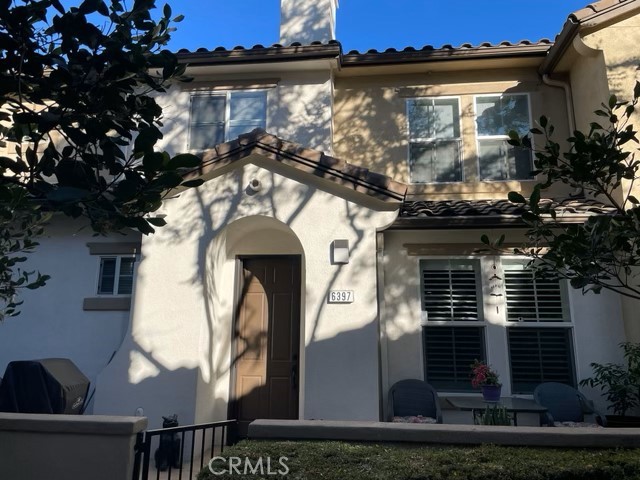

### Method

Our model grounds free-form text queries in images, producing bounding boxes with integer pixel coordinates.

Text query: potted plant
[579,342,640,428]
[471,360,502,402]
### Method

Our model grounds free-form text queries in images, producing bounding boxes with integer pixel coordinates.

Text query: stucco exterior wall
[333,68,572,199]
[0,219,139,404]
[381,229,627,415]
[158,70,334,157]
[560,13,640,341]
[94,159,397,427]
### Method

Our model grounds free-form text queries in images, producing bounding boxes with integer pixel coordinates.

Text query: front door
[232,256,301,437]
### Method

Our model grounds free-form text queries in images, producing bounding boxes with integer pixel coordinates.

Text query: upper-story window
[189,90,267,151]
[98,256,136,295]
[407,97,462,184]
[475,94,533,181]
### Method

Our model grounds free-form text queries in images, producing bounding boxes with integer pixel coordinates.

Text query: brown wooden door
[232,256,300,437]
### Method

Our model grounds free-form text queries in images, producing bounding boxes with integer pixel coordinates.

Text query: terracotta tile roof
[174,39,553,67]
[570,0,634,21]
[541,0,640,73]
[184,129,406,203]
[341,40,552,65]
[393,198,617,229]
[176,41,342,65]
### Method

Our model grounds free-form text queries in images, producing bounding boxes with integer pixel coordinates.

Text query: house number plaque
[328,290,354,304]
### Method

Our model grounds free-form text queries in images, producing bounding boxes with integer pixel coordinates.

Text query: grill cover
[0,358,90,414]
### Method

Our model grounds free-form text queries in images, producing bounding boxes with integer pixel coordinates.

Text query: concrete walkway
[248,419,640,448]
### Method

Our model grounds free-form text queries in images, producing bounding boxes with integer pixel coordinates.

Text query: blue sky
[167,0,590,52]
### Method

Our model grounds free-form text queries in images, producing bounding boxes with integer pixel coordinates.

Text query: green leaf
[507,192,526,204]
[163,3,172,18]
[609,94,618,109]
[539,115,548,128]
[166,153,201,170]
[530,187,541,210]
[143,152,165,171]
[173,14,184,22]
[480,234,490,245]
[181,179,204,188]
[147,217,167,227]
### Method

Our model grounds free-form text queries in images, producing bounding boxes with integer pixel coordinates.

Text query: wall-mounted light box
[331,239,349,265]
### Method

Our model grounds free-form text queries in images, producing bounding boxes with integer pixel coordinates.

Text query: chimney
[279,0,338,45]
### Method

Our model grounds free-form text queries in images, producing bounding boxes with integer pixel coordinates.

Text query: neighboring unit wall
[333,68,572,199]
[380,229,626,416]
[94,159,398,427]
[562,12,640,341]
[0,218,139,401]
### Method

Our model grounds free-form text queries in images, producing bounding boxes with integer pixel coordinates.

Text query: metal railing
[132,419,237,480]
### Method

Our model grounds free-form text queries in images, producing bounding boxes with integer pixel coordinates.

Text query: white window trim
[96,255,137,297]
[473,93,535,183]
[406,96,464,184]
[418,255,575,397]
[188,89,267,152]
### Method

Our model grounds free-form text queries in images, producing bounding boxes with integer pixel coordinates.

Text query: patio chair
[388,379,443,424]
[533,382,606,427]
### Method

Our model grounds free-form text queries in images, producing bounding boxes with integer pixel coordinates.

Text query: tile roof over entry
[394,198,618,229]
[185,129,407,204]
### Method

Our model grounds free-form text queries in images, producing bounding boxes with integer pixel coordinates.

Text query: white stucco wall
[94,159,397,427]
[381,229,627,415]
[0,219,139,407]
[158,70,334,157]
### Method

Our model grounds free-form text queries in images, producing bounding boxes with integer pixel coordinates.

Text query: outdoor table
[445,396,548,426]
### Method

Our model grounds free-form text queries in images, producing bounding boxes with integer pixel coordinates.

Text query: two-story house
[1,0,639,431]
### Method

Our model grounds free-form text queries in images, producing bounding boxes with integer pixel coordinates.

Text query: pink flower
[470,360,500,387]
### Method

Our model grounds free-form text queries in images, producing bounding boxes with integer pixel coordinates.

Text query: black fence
[132,419,237,480]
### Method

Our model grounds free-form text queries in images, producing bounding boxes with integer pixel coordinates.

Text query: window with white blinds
[503,263,568,322]
[423,326,485,391]
[420,260,484,391]
[420,259,481,322]
[508,327,575,393]
[416,257,574,394]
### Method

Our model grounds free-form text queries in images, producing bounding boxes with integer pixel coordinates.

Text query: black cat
[154,414,181,471]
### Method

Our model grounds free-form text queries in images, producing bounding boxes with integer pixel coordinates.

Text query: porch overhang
[390,198,618,230]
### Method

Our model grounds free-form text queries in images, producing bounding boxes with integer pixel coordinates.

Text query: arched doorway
[223,216,304,437]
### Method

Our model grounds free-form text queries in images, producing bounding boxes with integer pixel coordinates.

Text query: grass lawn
[197,440,640,480]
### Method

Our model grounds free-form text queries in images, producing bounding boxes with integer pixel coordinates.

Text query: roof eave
[391,214,605,230]
[540,0,640,74]
[342,45,550,67]
[177,43,343,66]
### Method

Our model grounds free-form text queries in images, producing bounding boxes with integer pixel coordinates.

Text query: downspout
[375,231,389,421]
[542,74,576,135]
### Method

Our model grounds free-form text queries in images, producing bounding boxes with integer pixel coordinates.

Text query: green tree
[0,0,202,319]
[489,81,640,300]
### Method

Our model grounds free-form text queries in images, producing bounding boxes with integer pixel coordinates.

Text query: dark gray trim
[86,242,141,255]
[83,297,131,311]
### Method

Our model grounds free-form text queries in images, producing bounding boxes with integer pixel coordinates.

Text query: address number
[328,290,354,304]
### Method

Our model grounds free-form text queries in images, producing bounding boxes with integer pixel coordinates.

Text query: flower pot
[605,415,640,428]
[481,385,502,402]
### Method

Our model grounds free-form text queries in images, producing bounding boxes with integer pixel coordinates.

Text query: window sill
[83,297,131,311]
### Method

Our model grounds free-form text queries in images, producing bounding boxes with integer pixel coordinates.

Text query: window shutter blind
[421,261,480,321]
[508,327,575,393]
[504,269,565,322]
[423,326,484,391]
